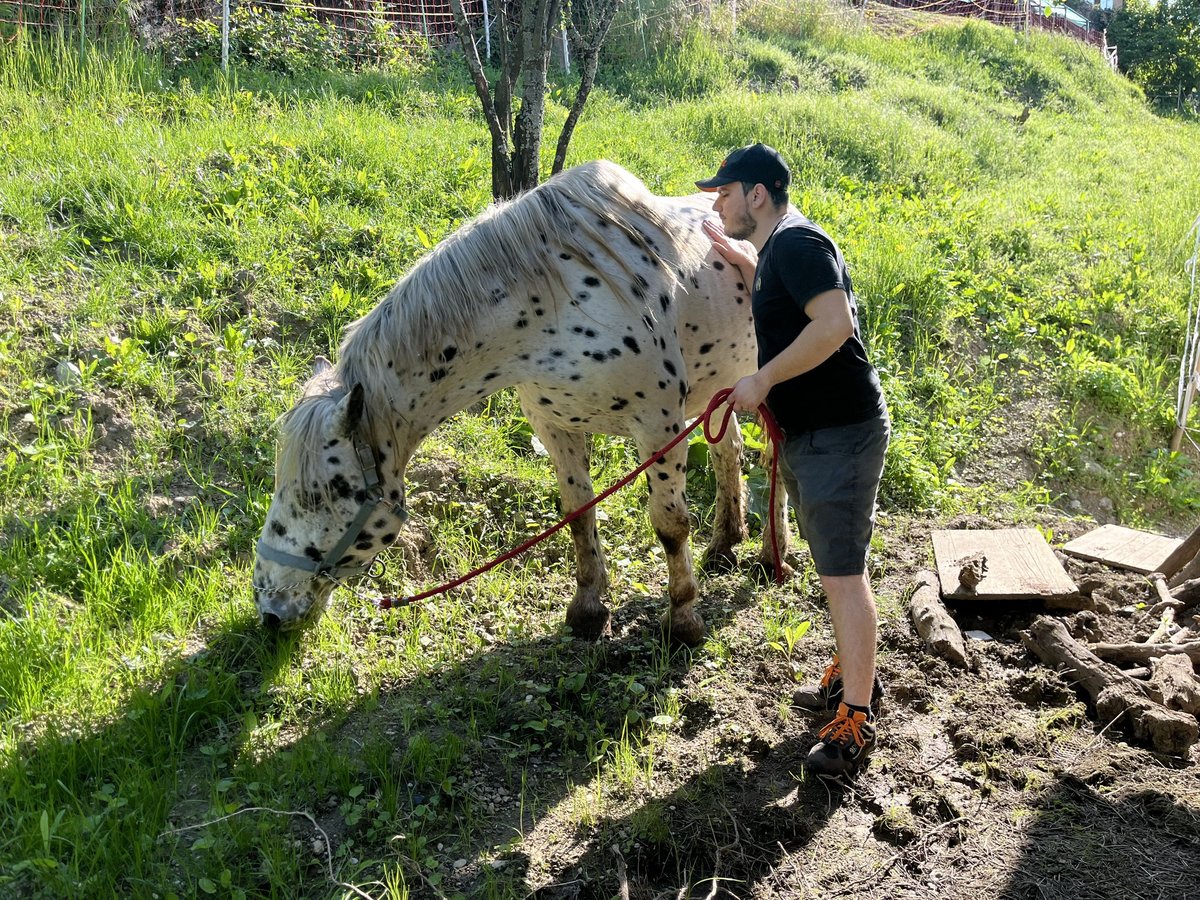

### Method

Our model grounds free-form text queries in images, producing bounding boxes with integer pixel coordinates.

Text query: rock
[54,359,82,387]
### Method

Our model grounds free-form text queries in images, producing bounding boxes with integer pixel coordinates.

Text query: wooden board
[932,529,1079,602]
[1061,524,1183,574]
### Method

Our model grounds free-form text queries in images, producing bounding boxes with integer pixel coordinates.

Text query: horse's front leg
[701,416,748,573]
[637,432,705,646]
[519,406,611,639]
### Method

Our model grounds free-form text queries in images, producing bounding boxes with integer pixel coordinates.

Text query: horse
[252,159,783,645]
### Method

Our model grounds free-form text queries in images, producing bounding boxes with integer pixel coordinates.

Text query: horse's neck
[368,301,537,481]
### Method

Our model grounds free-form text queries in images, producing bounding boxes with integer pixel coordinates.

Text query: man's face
[712,183,757,241]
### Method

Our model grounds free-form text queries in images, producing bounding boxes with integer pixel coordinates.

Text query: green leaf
[198,877,218,894]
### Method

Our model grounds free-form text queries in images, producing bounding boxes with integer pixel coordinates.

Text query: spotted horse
[252,159,786,645]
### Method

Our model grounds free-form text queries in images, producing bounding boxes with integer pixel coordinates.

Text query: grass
[1,3,1199,895]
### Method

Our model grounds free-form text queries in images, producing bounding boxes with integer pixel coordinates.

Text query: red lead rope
[377,388,786,610]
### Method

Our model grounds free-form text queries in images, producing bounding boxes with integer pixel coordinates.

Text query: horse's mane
[276,161,702,490]
[337,159,703,393]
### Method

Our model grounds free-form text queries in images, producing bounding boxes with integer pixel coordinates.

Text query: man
[696,143,889,781]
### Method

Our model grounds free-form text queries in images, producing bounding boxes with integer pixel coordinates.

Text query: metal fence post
[222,0,230,72]
[483,0,491,59]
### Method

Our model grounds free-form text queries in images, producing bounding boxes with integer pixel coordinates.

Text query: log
[1088,642,1200,665]
[1024,616,1197,755]
[1145,607,1177,645]
[909,570,969,668]
[1149,573,1186,615]
[1171,576,1200,606]
[1167,552,1200,588]
[1172,627,1194,645]
[1150,654,1200,716]
[1156,519,1200,580]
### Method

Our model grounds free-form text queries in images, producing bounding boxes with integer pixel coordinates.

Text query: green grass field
[2,3,1200,895]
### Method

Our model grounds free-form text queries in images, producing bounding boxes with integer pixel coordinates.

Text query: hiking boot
[805,702,877,782]
[792,654,885,715]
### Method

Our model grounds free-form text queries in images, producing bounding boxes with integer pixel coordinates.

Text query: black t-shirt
[752,212,884,433]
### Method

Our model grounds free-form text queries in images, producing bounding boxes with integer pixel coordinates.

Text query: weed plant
[1,4,1199,895]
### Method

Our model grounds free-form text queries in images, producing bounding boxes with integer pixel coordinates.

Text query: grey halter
[255,430,408,586]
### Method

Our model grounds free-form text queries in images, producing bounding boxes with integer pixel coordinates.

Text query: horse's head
[253,365,407,630]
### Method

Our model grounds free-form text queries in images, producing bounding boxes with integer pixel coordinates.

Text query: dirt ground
[349,506,1200,899]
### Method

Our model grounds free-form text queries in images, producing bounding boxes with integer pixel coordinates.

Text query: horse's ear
[313,356,332,378]
[334,383,366,436]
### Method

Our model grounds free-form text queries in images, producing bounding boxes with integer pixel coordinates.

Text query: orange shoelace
[819,654,841,689]
[818,707,870,747]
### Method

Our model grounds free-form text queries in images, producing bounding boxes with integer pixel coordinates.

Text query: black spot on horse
[271,521,288,537]
[330,474,353,499]
[429,368,447,383]
[659,294,670,312]
[440,345,458,363]
[713,260,725,270]
[584,276,601,287]
[305,546,323,563]
[560,252,573,260]
[577,292,590,301]
[484,371,500,381]
[516,317,529,328]
[663,360,677,376]
[327,456,340,465]
[610,398,628,411]
[623,336,640,354]
[540,397,553,406]
[699,343,715,354]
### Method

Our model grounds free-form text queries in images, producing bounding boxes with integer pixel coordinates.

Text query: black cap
[696,143,790,192]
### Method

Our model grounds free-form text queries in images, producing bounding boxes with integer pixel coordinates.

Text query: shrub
[156,3,428,75]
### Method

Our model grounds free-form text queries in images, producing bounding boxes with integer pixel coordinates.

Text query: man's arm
[726,289,854,412]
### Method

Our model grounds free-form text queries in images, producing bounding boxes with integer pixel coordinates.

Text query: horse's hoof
[752,557,796,583]
[565,607,612,641]
[660,608,706,647]
[700,548,738,575]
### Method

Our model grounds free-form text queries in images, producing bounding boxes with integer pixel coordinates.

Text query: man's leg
[820,573,877,709]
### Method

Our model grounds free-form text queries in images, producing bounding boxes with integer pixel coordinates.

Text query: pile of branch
[1022,616,1198,755]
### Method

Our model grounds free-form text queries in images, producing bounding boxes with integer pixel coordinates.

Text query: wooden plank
[1061,524,1183,574]
[932,529,1078,602]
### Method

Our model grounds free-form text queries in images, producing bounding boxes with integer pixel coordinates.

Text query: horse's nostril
[262,612,282,631]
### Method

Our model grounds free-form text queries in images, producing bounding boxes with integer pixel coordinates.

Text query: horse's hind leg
[636,431,706,646]
[701,417,748,573]
[521,411,612,639]
[758,434,794,580]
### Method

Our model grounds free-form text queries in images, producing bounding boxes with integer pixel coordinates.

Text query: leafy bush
[157,3,428,75]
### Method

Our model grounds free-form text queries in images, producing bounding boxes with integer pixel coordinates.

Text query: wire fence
[876,0,1106,47]
[0,0,1112,67]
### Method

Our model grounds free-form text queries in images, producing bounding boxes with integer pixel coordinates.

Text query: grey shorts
[777,411,890,577]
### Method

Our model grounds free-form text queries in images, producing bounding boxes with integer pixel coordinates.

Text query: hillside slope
[1,6,1199,897]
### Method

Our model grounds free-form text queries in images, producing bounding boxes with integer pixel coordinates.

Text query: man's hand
[726,372,771,413]
[702,219,757,278]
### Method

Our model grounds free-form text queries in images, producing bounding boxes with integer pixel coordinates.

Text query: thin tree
[448,0,622,200]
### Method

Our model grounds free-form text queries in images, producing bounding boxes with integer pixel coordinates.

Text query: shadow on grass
[0,482,844,900]
[997,773,1200,900]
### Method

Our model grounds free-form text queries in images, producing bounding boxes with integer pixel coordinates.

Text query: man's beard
[726,210,757,241]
